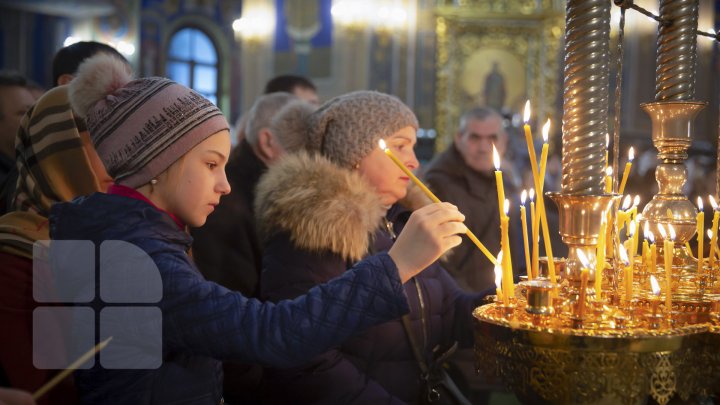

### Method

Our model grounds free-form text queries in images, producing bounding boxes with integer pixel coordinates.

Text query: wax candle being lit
[649,275,661,318]
[697,196,705,275]
[493,144,506,221]
[709,195,719,268]
[520,190,532,280]
[378,139,498,264]
[619,147,634,195]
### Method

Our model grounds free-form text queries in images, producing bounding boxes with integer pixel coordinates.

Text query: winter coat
[423,144,523,292]
[255,153,488,404]
[49,192,411,404]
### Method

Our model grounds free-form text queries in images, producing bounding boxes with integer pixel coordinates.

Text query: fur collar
[255,152,385,261]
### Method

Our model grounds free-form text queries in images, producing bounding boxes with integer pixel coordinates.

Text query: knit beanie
[69,53,229,188]
[306,90,418,169]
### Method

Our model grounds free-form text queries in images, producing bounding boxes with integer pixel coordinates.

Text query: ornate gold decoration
[434,2,563,149]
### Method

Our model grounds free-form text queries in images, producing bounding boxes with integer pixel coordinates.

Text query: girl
[48,54,466,404]
[256,91,488,404]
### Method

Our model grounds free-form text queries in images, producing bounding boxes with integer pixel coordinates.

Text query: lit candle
[649,275,661,317]
[618,147,634,195]
[596,217,606,298]
[522,100,540,195]
[658,224,674,313]
[709,195,719,268]
[648,231,657,275]
[576,248,591,319]
[501,200,514,297]
[605,134,610,171]
[605,167,613,193]
[619,244,632,303]
[617,195,632,236]
[493,145,506,221]
[697,196,705,275]
[530,188,538,278]
[709,230,717,269]
[378,139,498,265]
[538,119,550,193]
[494,255,508,306]
[520,190,532,280]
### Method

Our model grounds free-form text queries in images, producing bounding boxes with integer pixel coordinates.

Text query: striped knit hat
[69,53,228,188]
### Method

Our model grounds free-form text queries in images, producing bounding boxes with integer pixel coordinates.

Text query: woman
[256,91,488,404]
[0,83,113,405]
[48,54,466,404]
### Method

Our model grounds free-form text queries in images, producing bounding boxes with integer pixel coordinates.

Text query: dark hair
[0,71,28,88]
[263,74,316,94]
[52,41,127,86]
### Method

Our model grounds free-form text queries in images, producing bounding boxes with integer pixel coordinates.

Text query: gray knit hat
[307,90,418,168]
[69,53,229,188]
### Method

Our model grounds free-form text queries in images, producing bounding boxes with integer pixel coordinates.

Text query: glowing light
[649,275,661,296]
[542,119,550,143]
[492,144,501,171]
[521,190,527,205]
[523,100,531,123]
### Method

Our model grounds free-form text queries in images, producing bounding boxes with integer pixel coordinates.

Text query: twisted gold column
[560,0,610,195]
[655,0,699,101]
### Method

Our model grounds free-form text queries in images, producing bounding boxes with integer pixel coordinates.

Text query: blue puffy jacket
[49,192,410,404]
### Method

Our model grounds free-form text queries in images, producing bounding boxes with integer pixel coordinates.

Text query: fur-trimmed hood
[255,152,385,261]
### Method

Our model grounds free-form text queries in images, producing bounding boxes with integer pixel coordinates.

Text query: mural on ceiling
[274,0,333,78]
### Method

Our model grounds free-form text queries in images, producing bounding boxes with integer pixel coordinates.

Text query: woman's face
[358,126,418,206]
[151,130,232,227]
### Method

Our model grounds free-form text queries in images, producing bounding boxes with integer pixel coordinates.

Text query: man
[190,93,315,404]
[264,74,320,106]
[0,73,36,215]
[424,107,522,292]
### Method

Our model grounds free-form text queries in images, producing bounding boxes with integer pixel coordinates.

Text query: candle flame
[606,166,613,176]
[378,139,387,151]
[576,248,592,269]
[649,275,661,296]
[628,220,636,236]
[494,262,502,289]
[633,195,640,208]
[521,189,527,205]
[697,196,704,211]
[708,229,713,239]
[492,144,500,170]
[644,221,649,236]
[709,195,718,210]
[622,195,632,210]
[542,119,550,143]
[618,244,629,265]
[523,100,531,123]
[628,147,635,161]
[668,224,676,240]
[529,188,535,201]
[657,223,667,239]
[606,134,610,148]
[647,230,655,243]
[504,199,509,215]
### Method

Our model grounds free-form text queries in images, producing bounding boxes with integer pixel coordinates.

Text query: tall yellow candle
[595,218,606,298]
[520,191,532,280]
[642,239,649,272]
[605,167,613,193]
[534,120,551,236]
[378,140,498,265]
[658,224,674,313]
[529,119,556,285]
[493,145,506,221]
[522,100,540,195]
[530,190,538,279]
[618,147,634,195]
[697,196,705,275]
[619,244,631,303]
[648,231,657,275]
[501,200,514,297]
[709,195,719,268]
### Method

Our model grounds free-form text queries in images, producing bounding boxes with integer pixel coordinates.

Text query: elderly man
[424,107,522,292]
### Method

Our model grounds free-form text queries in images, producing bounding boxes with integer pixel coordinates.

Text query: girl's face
[358,126,418,206]
[151,130,232,227]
